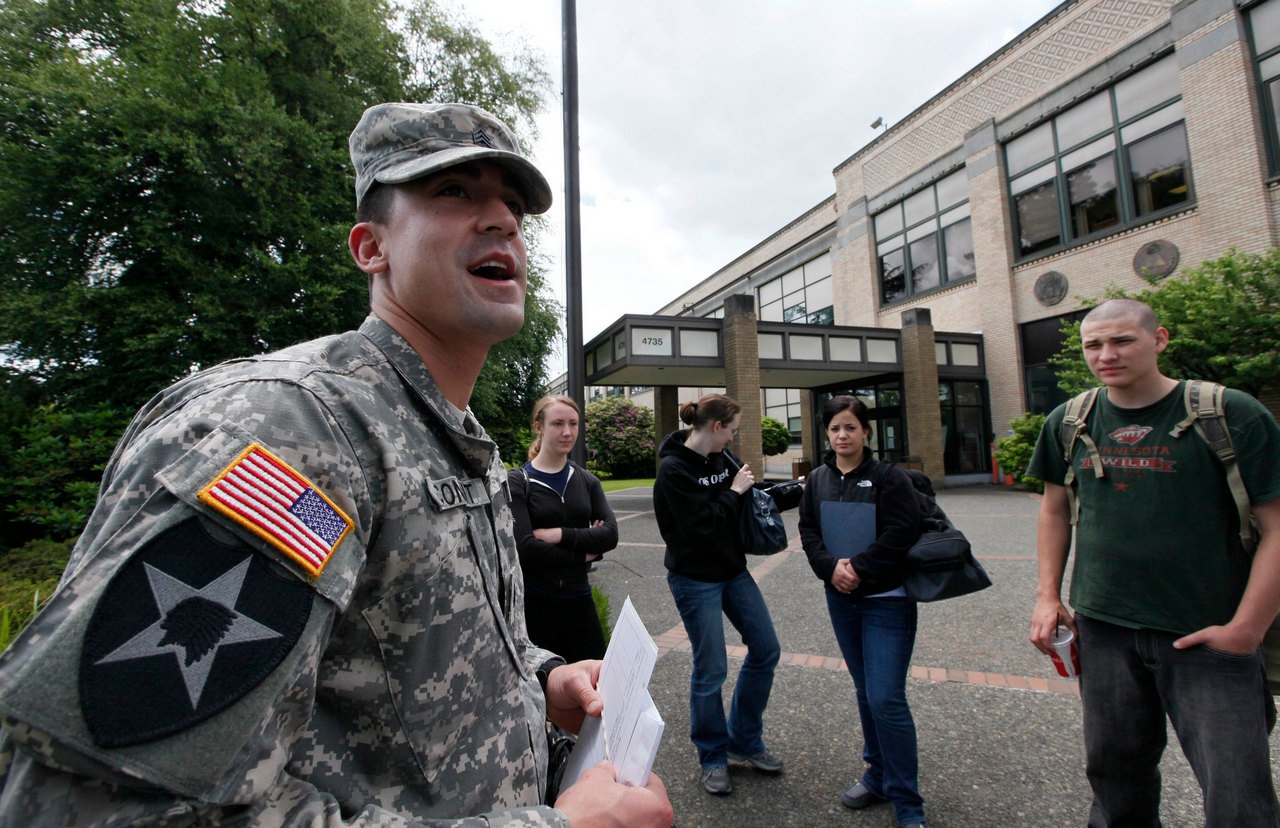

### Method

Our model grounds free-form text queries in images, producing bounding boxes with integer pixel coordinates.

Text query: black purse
[726,451,789,555]
[876,463,992,602]
[901,515,992,602]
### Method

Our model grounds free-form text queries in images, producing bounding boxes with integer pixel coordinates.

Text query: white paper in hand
[559,596,664,789]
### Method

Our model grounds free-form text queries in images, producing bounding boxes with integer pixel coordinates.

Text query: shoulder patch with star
[80,518,312,747]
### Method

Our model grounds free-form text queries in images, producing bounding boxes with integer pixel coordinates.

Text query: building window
[764,388,803,441]
[1249,0,1280,173]
[873,168,975,306]
[756,253,834,324]
[1006,55,1193,260]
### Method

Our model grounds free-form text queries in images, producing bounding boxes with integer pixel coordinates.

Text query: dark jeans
[667,569,780,768]
[1077,614,1279,828]
[827,592,925,826]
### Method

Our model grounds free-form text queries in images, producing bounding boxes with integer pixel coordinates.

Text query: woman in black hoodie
[653,393,801,796]
[798,395,928,828]
[509,394,618,663]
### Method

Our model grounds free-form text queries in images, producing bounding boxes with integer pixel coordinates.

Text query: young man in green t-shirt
[1027,298,1280,827]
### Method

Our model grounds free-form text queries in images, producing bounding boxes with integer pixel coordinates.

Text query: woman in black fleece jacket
[653,393,801,796]
[509,395,617,663]
[798,395,928,828]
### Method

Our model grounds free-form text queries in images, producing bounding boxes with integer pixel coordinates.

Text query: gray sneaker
[701,764,732,795]
[727,747,784,773]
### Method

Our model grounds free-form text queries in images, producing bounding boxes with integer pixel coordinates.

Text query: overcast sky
[453,1,1064,370]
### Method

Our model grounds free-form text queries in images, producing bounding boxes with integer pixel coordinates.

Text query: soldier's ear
[349,223,389,275]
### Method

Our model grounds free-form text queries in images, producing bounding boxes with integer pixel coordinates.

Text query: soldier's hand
[554,761,674,827]
[544,660,603,734]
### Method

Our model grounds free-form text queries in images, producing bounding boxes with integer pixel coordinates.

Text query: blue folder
[819,500,877,559]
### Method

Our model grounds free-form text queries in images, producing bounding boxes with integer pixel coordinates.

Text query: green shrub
[995,413,1046,493]
[761,416,791,456]
[584,397,655,479]
[0,537,72,652]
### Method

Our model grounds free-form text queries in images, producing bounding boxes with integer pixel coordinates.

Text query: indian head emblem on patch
[198,444,353,578]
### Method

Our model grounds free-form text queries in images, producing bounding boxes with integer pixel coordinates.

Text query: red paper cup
[1049,626,1080,678]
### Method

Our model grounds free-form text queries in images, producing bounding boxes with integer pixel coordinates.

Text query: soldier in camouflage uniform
[0,102,673,827]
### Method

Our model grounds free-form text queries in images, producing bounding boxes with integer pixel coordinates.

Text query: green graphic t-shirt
[1028,382,1280,635]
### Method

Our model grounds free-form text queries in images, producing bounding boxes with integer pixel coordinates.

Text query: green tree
[761,416,791,456]
[1049,248,1280,399]
[994,412,1046,493]
[0,0,553,416]
[585,397,656,479]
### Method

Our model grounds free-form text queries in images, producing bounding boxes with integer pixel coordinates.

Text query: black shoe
[840,781,889,809]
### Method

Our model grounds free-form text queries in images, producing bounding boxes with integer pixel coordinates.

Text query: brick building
[580,0,1280,482]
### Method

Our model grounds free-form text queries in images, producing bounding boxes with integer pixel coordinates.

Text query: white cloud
[453,0,1064,370]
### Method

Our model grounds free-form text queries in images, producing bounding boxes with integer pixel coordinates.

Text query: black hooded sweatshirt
[653,429,801,582]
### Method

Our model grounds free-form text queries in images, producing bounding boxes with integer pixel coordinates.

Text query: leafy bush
[1050,248,1280,398]
[995,412,1046,493]
[0,537,72,651]
[761,416,791,456]
[584,397,655,479]
[0,404,129,547]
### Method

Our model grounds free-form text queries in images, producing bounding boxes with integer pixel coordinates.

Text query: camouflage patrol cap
[349,102,552,214]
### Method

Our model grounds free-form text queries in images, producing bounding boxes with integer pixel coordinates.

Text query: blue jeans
[1077,615,1279,828]
[827,592,925,826]
[667,569,780,768]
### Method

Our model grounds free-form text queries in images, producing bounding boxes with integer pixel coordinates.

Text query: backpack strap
[1175,380,1256,554]
[1061,387,1104,527]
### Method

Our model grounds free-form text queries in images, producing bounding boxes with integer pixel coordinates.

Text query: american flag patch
[198,444,353,578]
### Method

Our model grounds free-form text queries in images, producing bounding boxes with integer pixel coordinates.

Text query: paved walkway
[587,483,1280,827]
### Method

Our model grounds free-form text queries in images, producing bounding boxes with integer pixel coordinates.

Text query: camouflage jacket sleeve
[0,326,571,827]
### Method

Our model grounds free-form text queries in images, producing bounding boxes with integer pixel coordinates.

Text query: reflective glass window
[879,247,906,304]
[943,218,976,282]
[1128,122,1191,216]
[1115,56,1178,120]
[1055,91,1113,151]
[1066,154,1119,238]
[1006,122,1055,176]
[909,233,940,294]
[1015,180,1061,256]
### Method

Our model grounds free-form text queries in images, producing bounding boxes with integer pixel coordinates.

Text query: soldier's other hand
[555,761,673,827]
[545,660,602,733]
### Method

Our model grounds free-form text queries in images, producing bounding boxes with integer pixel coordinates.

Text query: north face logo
[472,126,495,148]
[1110,425,1153,445]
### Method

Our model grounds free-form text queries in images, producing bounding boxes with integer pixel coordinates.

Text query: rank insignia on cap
[199,444,353,578]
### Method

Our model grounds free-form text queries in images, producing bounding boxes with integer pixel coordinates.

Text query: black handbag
[874,463,992,602]
[741,485,788,555]
[726,451,788,555]
[901,515,992,602]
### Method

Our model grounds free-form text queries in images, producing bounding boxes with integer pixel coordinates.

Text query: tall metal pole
[562,0,587,466]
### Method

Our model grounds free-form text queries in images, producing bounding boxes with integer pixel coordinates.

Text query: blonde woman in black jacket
[799,395,928,828]
[509,395,617,663]
[653,393,801,796]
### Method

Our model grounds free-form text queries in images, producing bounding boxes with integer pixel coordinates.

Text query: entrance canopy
[584,314,986,390]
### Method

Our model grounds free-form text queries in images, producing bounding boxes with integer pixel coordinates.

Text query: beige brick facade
[631,0,1279,478]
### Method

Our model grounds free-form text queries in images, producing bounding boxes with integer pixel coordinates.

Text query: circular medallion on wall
[1132,239,1180,281]
[1034,270,1068,306]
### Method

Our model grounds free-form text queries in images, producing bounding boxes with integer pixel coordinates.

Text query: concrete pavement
[585,483,1280,827]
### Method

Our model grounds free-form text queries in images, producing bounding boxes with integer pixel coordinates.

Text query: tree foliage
[1050,248,1280,399]
[0,0,552,414]
[585,397,656,479]
[994,412,1046,493]
[0,0,558,556]
[761,416,791,456]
